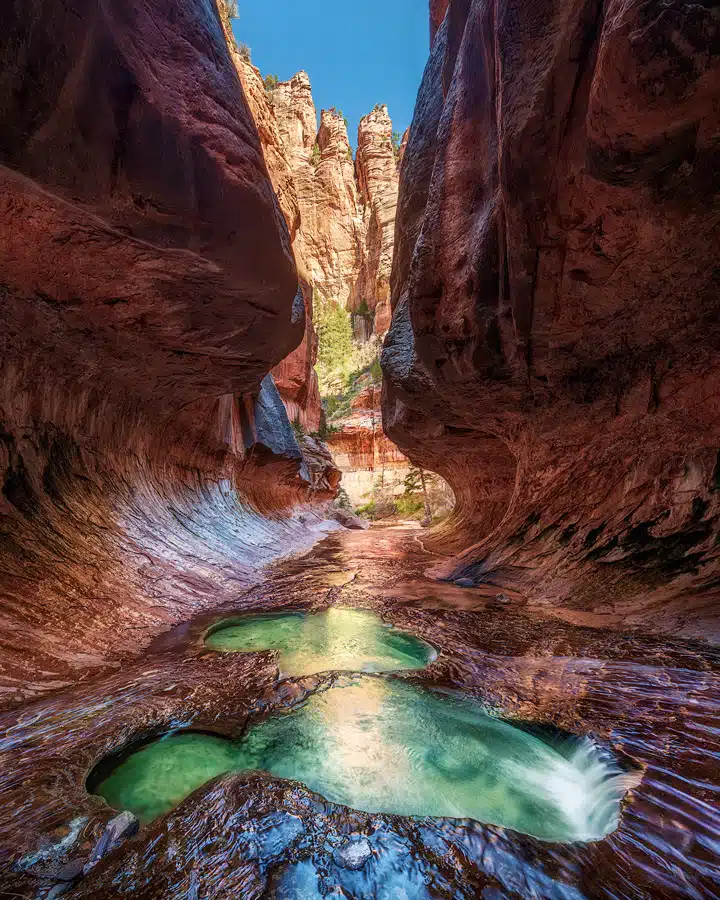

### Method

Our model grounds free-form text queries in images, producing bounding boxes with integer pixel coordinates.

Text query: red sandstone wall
[383,0,720,637]
[0,0,338,707]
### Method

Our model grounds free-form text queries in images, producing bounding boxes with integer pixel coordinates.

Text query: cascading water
[92,675,632,842]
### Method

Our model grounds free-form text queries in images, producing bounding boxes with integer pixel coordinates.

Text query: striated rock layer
[354,105,400,337]
[326,383,409,508]
[383,0,720,638]
[0,0,339,707]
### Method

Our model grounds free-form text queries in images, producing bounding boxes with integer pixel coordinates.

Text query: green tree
[404,466,433,525]
[391,131,402,157]
[264,73,280,92]
[335,486,353,512]
[315,294,353,394]
[310,142,321,167]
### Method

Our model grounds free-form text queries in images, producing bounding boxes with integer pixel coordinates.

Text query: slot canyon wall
[383,0,720,638]
[0,0,341,708]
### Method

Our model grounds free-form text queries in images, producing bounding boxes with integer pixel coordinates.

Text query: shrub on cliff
[391,131,402,158]
[264,74,280,93]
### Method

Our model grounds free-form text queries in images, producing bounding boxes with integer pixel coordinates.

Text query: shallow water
[205,608,435,676]
[5,527,717,899]
[94,676,627,841]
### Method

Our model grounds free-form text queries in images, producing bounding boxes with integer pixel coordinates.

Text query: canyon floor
[1,525,717,899]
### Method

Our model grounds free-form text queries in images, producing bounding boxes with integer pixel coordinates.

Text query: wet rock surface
[1,527,717,899]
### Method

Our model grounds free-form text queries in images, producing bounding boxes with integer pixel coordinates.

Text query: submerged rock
[454,578,475,589]
[333,836,373,870]
[84,812,139,873]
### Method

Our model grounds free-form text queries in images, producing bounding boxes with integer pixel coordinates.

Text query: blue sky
[232,1,428,146]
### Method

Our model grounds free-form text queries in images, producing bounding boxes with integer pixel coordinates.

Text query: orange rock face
[383,0,720,636]
[270,74,401,340]
[233,54,301,242]
[273,76,364,311]
[234,71,404,432]
[327,384,409,508]
[354,106,400,337]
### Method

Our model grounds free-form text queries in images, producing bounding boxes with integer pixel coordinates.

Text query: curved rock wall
[0,0,339,707]
[383,0,720,637]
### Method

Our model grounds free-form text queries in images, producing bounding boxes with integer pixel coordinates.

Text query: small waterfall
[522,736,643,842]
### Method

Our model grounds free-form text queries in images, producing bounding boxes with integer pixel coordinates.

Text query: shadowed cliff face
[383,0,720,638]
[0,0,339,707]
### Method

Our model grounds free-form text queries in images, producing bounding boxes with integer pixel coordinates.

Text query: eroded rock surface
[0,0,339,707]
[353,105,400,336]
[383,0,720,637]
[1,528,717,899]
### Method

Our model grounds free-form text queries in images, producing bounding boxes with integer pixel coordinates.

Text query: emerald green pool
[204,608,436,676]
[93,676,626,842]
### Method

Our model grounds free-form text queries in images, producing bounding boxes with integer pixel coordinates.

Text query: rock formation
[326,383,409,509]
[231,68,402,429]
[273,76,364,312]
[230,58,322,431]
[250,71,407,496]
[383,0,720,636]
[354,105,400,337]
[271,74,401,341]
[0,0,339,706]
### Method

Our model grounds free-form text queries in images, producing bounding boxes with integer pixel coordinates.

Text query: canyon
[0,0,718,899]
[231,43,417,507]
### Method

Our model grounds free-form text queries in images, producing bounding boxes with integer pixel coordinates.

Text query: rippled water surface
[205,608,435,676]
[94,676,629,841]
[3,527,718,900]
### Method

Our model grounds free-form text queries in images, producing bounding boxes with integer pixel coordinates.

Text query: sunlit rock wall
[383,0,720,637]
[326,385,409,509]
[230,57,322,432]
[354,105,400,337]
[0,0,340,707]
[273,76,364,312]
